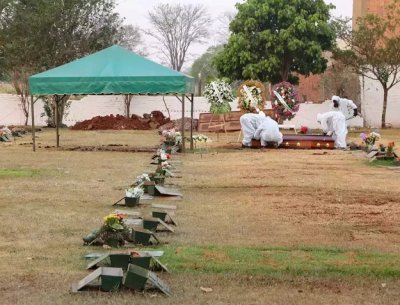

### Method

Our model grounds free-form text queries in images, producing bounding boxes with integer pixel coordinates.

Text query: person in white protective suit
[330,95,358,120]
[240,110,266,147]
[317,111,348,149]
[254,116,283,147]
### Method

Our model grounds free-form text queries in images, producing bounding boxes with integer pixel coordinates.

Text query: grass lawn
[0,128,400,304]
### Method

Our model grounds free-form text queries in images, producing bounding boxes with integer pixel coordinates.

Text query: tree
[214,0,335,84]
[321,61,361,108]
[190,45,223,95]
[117,25,147,56]
[0,0,13,80]
[1,0,124,126]
[333,1,400,128]
[147,3,210,71]
[214,11,236,45]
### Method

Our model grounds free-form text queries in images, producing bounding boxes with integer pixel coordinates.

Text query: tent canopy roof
[29,45,194,95]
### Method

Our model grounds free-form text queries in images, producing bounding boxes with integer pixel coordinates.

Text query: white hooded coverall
[240,111,266,146]
[330,95,358,120]
[254,116,283,146]
[317,111,348,148]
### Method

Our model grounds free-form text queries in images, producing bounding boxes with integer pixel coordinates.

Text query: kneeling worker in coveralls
[317,111,348,149]
[240,110,266,147]
[254,116,283,147]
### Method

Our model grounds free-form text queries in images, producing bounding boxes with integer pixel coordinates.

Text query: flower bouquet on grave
[132,173,151,187]
[203,80,235,114]
[360,131,381,152]
[152,149,171,165]
[124,186,144,207]
[189,134,211,150]
[161,129,182,152]
[386,142,395,157]
[271,81,300,123]
[99,213,131,247]
[237,80,266,113]
[153,160,174,182]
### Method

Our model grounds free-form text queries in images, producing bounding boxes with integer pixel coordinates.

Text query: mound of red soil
[71,111,170,130]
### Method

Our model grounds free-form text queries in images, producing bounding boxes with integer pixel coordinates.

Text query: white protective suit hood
[332,95,340,102]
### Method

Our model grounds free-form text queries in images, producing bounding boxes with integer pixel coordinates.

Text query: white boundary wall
[360,76,400,128]
[0,94,363,128]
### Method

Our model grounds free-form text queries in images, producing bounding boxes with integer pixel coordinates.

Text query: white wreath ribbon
[243,85,259,109]
[273,90,293,113]
[211,82,224,104]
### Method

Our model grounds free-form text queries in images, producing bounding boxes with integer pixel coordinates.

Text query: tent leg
[190,94,194,150]
[31,95,36,152]
[55,95,60,148]
[181,94,185,153]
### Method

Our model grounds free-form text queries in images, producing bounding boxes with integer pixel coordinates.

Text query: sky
[116,0,353,68]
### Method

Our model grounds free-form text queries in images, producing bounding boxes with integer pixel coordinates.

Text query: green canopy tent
[28,45,195,151]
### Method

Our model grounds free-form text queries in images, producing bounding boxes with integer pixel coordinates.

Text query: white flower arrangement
[125,186,144,198]
[134,173,150,186]
[191,134,210,143]
[203,80,234,114]
[162,128,182,145]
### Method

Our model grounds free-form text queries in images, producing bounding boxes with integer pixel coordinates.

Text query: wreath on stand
[237,80,266,113]
[271,81,300,122]
[203,80,234,114]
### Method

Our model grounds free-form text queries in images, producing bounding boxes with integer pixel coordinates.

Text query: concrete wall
[360,76,400,128]
[0,94,47,126]
[0,94,364,129]
[283,100,363,129]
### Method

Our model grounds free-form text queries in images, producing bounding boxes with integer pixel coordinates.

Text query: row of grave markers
[72,139,184,295]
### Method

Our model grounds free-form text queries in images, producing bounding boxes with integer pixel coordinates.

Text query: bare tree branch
[145,3,210,71]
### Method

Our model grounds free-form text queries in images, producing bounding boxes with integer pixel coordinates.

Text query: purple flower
[360,133,367,141]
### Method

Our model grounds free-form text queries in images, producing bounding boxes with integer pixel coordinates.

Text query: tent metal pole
[55,95,60,148]
[181,94,185,153]
[190,93,194,150]
[31,95,36,152]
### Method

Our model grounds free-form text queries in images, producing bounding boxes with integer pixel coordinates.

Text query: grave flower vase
[100,267,124,292]
[125,196,140,207]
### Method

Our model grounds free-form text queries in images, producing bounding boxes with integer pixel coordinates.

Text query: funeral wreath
[203,80,235,114]
[271,81,300,122]
[237,80,266,112]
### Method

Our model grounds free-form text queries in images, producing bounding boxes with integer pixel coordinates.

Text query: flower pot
[132,228,152,245]
[147,185,155,196]
[105,236,121,248]
[143,217,159,232]
[100,267,123,292]
[153,176,165,185]
[123,264,149,291]
[109,254,131,270]
[144,181,155,194]
[125,196,140,207]
[130,256,152,270]
[152,211,167,222]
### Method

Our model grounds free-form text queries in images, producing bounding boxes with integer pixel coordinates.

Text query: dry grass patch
[1,128,400,305]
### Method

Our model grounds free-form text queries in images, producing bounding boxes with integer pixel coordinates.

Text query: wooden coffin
[251,134,335,149]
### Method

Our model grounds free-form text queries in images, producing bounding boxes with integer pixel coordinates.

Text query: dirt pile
[71,111,170,130]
